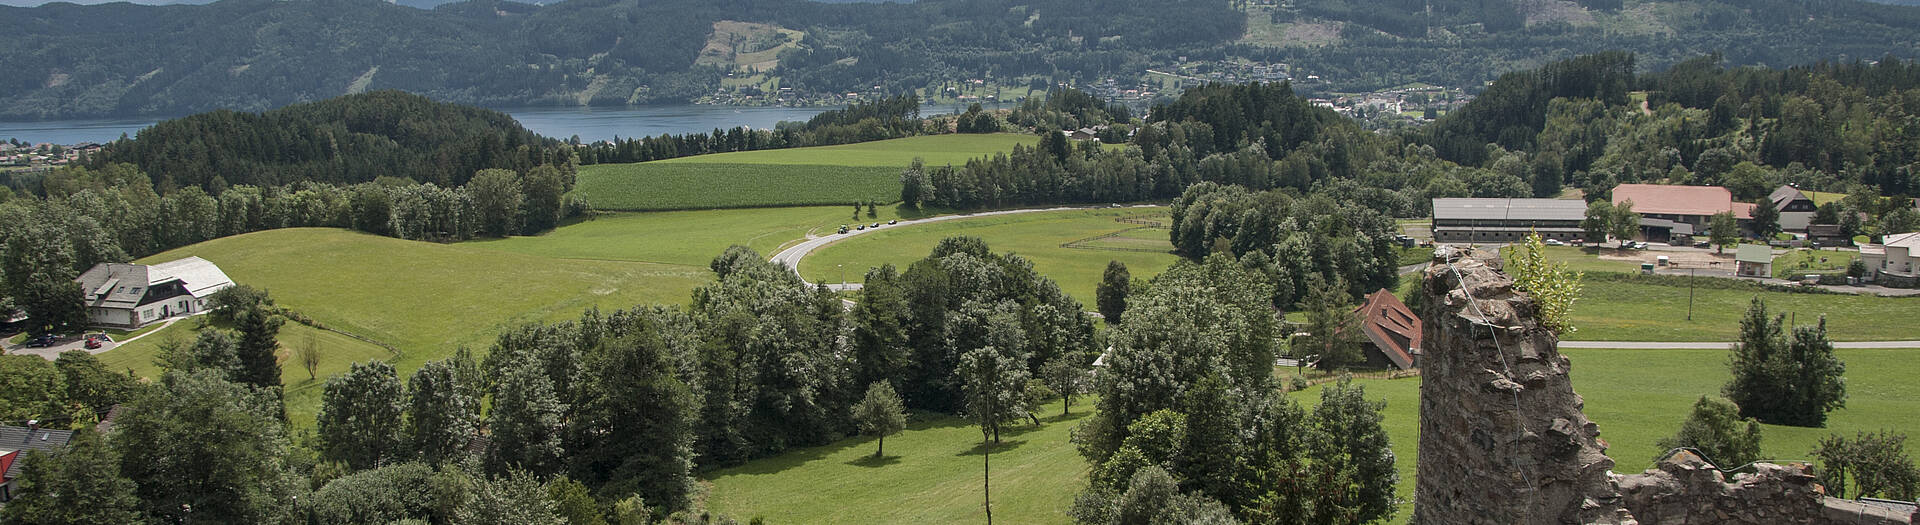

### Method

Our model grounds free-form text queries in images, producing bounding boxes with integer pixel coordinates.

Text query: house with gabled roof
[1769,185,1819,232]
[0,423,75,503]
[1612,184,1754,243]
[1354,289,1421,370]
[74,256,234,329]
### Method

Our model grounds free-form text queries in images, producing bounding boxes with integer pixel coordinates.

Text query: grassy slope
[98,319,394,423]
[796,208,1181,309]
[466,206,916,267]
[110,228,710,423]
[574,134,1038,211]
[704,409,1092,524]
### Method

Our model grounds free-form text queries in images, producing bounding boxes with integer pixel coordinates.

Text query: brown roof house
[1612,184,1754,243]
[1353,289,1421,370]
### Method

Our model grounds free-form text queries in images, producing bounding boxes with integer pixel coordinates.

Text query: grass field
[106,228,710,424]
[468,206,917,268]
[574,134,1038,211]
[1771,248,1856,279]
[704,408,1092,523]
[795,208,1182,308]
[97,318,394,423]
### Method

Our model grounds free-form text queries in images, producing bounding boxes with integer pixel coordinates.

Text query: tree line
[572,94,930,165]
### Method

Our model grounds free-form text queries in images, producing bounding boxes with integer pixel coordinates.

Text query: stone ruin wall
[1413,247,1916,525]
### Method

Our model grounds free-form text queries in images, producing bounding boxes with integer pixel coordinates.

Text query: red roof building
[1354,289,1421,370]
[1611,184,1754,242]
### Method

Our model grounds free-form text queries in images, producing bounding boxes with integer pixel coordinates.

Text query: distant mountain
[4,0,1920,120]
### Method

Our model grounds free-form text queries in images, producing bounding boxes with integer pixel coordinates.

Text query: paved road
[2,314,195,360]
[770,205,1159,291]
[1560,340,1920,349]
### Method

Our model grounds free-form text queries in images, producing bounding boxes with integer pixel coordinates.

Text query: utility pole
[1687,268,1695,321]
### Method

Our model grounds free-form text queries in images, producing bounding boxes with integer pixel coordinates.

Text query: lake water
[0,102,1008,145]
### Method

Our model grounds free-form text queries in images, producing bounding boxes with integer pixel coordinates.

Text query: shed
[1735,244,1773,278]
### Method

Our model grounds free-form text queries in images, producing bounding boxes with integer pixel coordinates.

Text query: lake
[0,102,1008,145]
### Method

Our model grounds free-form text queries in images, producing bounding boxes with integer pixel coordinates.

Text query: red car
[82,333,110,350]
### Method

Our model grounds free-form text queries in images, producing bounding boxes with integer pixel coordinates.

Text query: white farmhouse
[1861,232,1920,288]
[73,256,235,328]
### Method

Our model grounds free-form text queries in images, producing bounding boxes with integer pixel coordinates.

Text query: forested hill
[0,0,1243,120]
[8,0,1920,120]
[87,90,568,191]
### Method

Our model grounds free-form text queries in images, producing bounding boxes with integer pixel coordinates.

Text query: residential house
[74,256,235,329]
[1768,185,1819,232]
[0,423,75,502]
[1861,232,1920,288]
[1353,289,1421,370]
[1735,244,1774,278]
[1807,224,1850,246]
[1612,184,1755,243]
[1431,198,1588,243]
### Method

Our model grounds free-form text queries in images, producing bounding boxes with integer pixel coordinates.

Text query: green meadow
[795,208,1181,308]
[468,206,915,268]
[574,134,1037,211]
[109,228,711,424]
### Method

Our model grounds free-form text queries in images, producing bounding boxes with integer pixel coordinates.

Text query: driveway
[2,314,190,360]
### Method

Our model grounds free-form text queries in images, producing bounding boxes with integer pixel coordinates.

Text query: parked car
[871,222,880,228]
[84,338,102,349]
[1571,239,1584,247]
[856,224,866,230]
[1694,241,1710,248]
[1544,239,1565,246]
[1633,241,1650,250]
[887,219,897,225]
[24,334,57,348]
[838,225,849,234]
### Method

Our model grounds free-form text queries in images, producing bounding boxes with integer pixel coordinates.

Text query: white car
[1544,239,1565,246]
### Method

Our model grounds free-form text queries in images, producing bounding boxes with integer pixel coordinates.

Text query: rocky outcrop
[1413,247,1915,525]
[1414,247,1632,525]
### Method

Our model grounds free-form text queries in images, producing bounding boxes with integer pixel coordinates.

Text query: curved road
[770,205,1159,291]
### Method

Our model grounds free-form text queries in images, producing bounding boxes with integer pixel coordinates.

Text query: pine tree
[1298,278,1364,370]
[1096,260,1130,323]
[1306,376,1397,524]
[232,302,285,391]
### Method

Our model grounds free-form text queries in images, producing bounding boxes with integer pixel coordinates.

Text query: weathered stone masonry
[1413,247,1915,525]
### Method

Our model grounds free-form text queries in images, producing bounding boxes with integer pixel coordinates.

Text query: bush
[1813,430,1920,500]
[1655,396,1762,468]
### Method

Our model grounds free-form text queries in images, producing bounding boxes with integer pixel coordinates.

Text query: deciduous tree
[1656,396,1762,468]
[852,381,907,457]
[0,430,142,525]
[407,357,480,466]
[317,360,407,471]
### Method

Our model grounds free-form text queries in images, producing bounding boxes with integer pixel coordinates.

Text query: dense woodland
[572,94,932,165]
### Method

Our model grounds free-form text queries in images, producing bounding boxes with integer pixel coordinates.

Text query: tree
[407,357,480,466]
[852,381,908,457]
[1751,197,1782,239]
[309,462,467,525]
[1656,396,1763,468]
[1096,260,1130,323]
[852,264,910,393]
[566,330,695,511]
[1610,200,1641,248]
[1723,299,1848,427]
[1508,232,1583,335]
[468,168,524,238]
[900,159,932,208]
[1708,211,1740,253]
[0,430,142,525]
[18,277,86,336]
[297,331,322,381]
[486,356,567,478]
[546,476,609,525]
[158,328,240,378]
[1304,376,1397,524]
[54,350,137,416]
[1882,207,1920,236]
[0,355,68,422]
[1582,199,1614,245]
[231,301,285,391]
[520,165,568,235]
[318,360,408,470]
[1040,353,1090,415]
[1813,430,1920,500]
[456,471,564,525]
[1298,277,1364,370]
[114,369,300,523]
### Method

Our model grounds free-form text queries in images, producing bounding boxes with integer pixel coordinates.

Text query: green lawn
[105,228,710,425]
[796,208,1182,309]
[467,206,917,268]
[704,408,1092,524]
[1563,277,1920,341]
[1770,248,1856,279]
[574,134,1038,211]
